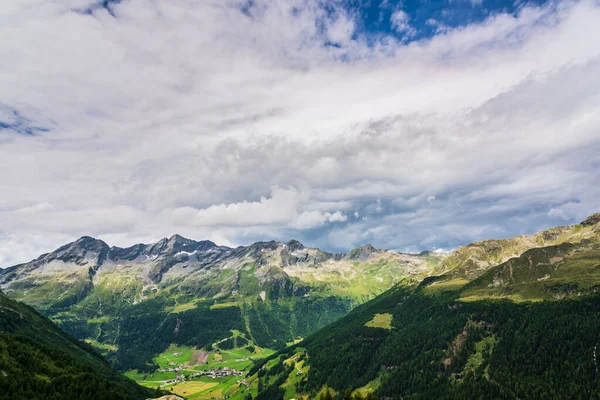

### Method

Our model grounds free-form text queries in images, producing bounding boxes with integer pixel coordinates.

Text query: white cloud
[390,9,415,36]
[15,203,54,215]
[328,211,348,223]
[294,210,347,230]
[0,0,599,265]
[170,187,301,227]
[0,231,72,267]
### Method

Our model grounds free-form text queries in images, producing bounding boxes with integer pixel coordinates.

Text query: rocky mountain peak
[247,241,279,253]
[141,235,217,258]
[347,244,377,260]
[168,235,216,254]
[57,236,109,256]
[74,236,109,249]
[168,234,189,243]
[46,236,110,265]
[285,239,305,252]
[580,213,600,226]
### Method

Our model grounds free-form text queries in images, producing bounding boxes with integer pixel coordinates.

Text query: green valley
[125,331,276,400]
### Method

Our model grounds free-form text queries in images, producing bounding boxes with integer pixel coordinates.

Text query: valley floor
[124,331,277,399]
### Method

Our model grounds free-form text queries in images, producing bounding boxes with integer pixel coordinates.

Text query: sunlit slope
[437,213,600,279]
[458,240,600,301]
[422,214,600,301]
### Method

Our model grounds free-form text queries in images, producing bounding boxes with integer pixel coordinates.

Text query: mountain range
[0,235,439,371]
[1,213,599,399]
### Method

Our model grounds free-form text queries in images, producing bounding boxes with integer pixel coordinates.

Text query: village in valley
[161,364,247,385]
[125,330,276,399]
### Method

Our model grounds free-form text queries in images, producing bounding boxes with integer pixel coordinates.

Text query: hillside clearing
[364,313,393,330]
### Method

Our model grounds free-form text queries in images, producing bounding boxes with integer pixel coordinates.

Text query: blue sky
[0,0,599,266]
[344,0,550,38]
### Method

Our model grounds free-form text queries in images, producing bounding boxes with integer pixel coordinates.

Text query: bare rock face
[581,213,600,226]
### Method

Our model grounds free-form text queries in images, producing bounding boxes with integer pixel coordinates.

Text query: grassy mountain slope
[458,240,600,302]
[0,290,152,400]
[436,214,600,279]
[250,214,600,400]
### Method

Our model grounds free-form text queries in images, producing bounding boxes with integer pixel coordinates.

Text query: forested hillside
[252,286,600,399]
[250,214,600,400]
[0,290,151,399]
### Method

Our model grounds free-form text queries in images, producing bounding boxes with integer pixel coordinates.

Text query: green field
[125,330,276,399]
[168,378,219,398]
[155,344,196,366]
[364,313,392,330]
[166,299,203,313]
[84,338,118,355]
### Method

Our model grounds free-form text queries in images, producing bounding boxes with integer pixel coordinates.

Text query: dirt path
[190,350,209,366]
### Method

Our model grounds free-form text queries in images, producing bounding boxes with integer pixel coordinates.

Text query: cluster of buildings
[157,365,184,373]
[192,367,245,379]
[165,374,185,384]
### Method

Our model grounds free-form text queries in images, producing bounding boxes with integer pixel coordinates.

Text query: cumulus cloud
[169,186,301,227]
[294,210,348,230]
[0,0,599,265]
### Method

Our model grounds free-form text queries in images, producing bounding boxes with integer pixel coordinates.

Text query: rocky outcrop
[347,244,377,260]
[285,239,305,252]
[581,213,600,226]
[45,236,110,266]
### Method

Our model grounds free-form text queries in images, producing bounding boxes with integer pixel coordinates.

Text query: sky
[1,0,600,267]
